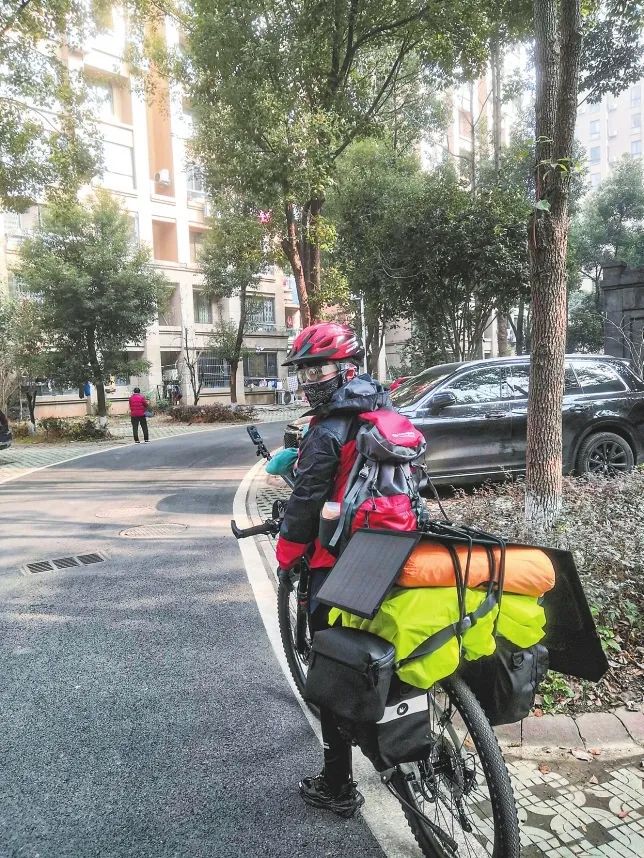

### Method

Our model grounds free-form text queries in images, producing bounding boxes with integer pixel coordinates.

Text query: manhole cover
[120,524,189,539]
[96,506,154,519]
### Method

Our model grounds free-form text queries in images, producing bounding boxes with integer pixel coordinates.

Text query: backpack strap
[328,451,370,549]
[395,591,498,669]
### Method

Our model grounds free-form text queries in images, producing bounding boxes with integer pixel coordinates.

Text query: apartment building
[577,79,644,186]
[0,9,300,417]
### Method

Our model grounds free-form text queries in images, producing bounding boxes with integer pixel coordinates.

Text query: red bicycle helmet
[283,322,364,366]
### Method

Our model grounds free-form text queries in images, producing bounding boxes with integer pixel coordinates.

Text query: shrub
[10,421,31,438]
[38,417,111,441]
[168,403,256,424]
[153,398,172,414]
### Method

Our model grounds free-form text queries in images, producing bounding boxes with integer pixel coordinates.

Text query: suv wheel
[576,431,634,476]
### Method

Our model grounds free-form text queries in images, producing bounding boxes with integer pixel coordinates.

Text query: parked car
[390,355,644,484]
[0,409,12,451]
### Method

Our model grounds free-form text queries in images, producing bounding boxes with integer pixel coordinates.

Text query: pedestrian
[128,387,149,443]
[173,383,183,406]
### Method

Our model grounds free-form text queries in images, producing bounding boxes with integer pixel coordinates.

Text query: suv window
[448,367,503,404]
[502,365,530,399]
[572,360,627,394]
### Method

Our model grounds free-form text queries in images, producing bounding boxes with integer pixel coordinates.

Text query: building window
[187,164,205,200]
[243,351,278,382]
[193,289,213,324]
[589,146,601,165]
[631,139,641,156]
[88,80,114,120]
[589,99,601,113]
[8,272,27,299]
[591,173,601,188]
[246,296,276,329]
[158,283,181,326]
[198,352,230,388]
[632,113,642,130]
[631,86,641,107]
[189,229,205,263]
[589,119,600,138]
[102,141,135,188]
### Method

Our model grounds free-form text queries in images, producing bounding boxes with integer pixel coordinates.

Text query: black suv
[0,409,12,451]
[391,355,644,484]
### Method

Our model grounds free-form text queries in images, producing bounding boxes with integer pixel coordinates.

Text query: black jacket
[276,376,390,560]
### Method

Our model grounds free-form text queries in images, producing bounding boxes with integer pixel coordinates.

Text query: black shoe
[299,773,364,818]
[135,440,140,443]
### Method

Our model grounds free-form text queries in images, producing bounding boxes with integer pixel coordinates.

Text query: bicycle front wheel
[389,674,520,858]
[277,573,311,699]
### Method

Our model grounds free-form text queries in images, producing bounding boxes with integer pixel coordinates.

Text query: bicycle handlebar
[231,518,281,539]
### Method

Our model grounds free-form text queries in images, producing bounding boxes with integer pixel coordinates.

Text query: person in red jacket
[128,387,149,443]
[277,322,392,819]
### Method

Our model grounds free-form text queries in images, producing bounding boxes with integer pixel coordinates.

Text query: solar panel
[316,529,421,620]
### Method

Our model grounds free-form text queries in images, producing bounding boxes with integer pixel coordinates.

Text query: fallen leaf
[589,748,602,756]
[538,763,550,774]
[617,810,629,819]
[533,708,544,718]
[571,748,594,761]
[589,775,599,785]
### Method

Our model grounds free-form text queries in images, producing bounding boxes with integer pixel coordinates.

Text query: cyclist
[276,321,391,819]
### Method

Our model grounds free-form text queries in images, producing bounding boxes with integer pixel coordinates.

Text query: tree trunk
[230,283,248,405]
[526,0,582,528]
[497,312,510,355]
[469,82,477,195]
[308,197,323,321]
[516,297,525,354]
[86,330,107,421]
[490,35,503,179]
[282,201,311,328]
[26,387,37,426]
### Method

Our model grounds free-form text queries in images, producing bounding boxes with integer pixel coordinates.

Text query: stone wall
[600,262,644,366]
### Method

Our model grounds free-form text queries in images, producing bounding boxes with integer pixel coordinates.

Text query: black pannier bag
[349,679,434,771]
[459,636,549,726]
[304,627,395,722]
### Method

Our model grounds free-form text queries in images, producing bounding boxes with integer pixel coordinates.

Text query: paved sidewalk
[0,407,304,486]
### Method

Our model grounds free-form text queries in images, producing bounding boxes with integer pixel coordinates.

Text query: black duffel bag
[460,636,549,726]
[304,627,396,722]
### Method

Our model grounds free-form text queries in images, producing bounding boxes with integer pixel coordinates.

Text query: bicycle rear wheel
[389,674,520,858]
[277,571,311,698]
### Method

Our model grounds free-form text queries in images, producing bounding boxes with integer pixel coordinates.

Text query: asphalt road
[0,425,385,858]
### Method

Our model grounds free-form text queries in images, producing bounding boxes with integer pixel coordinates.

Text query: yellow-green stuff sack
[329,587,546,690]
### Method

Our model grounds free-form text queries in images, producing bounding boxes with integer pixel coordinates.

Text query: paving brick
[614,707,644,744]
[521,713,581,748]
[575,712,633,749]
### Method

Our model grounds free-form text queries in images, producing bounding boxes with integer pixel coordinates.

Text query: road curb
[247,467,644,763]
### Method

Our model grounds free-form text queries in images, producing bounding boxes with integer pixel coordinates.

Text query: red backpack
[328,409,427,551]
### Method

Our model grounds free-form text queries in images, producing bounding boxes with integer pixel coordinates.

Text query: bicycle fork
[295,566,310,655]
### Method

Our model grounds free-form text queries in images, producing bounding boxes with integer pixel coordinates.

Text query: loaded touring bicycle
[232,425,607,857]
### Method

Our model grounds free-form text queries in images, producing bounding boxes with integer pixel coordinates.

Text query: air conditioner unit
[277,390,294,405]
[154,168,171,186]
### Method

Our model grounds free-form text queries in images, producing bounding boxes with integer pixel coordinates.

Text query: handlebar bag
[459,636,549,726]
[304,627,395,722]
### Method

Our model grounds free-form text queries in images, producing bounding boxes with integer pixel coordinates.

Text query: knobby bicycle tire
[277,577,309,699]
[390,674,520,858]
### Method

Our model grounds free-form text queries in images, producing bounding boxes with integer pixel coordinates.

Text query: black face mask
[303,374,341,409]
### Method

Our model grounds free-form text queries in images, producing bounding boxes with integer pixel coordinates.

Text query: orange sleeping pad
[397,541,555,597]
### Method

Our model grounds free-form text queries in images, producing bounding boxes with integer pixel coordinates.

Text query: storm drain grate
[25,560,55,574]
[21,551,108,576]
[52,557,80,569]
[120,523,189,539]
[77,553,104,565]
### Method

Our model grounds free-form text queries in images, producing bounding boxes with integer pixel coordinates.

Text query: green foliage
[38,416,110,441]
[566,290,603,353]
[187,0,500,317]
[539,671,575,713]
[17,192,165,415]
[207,320,252,364]
[0,1,103,209]
[572,156,644,292]
[168,403,256,424]
[580,1,644,103]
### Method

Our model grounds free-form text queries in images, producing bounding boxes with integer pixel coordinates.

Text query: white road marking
[233,458,422,858]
